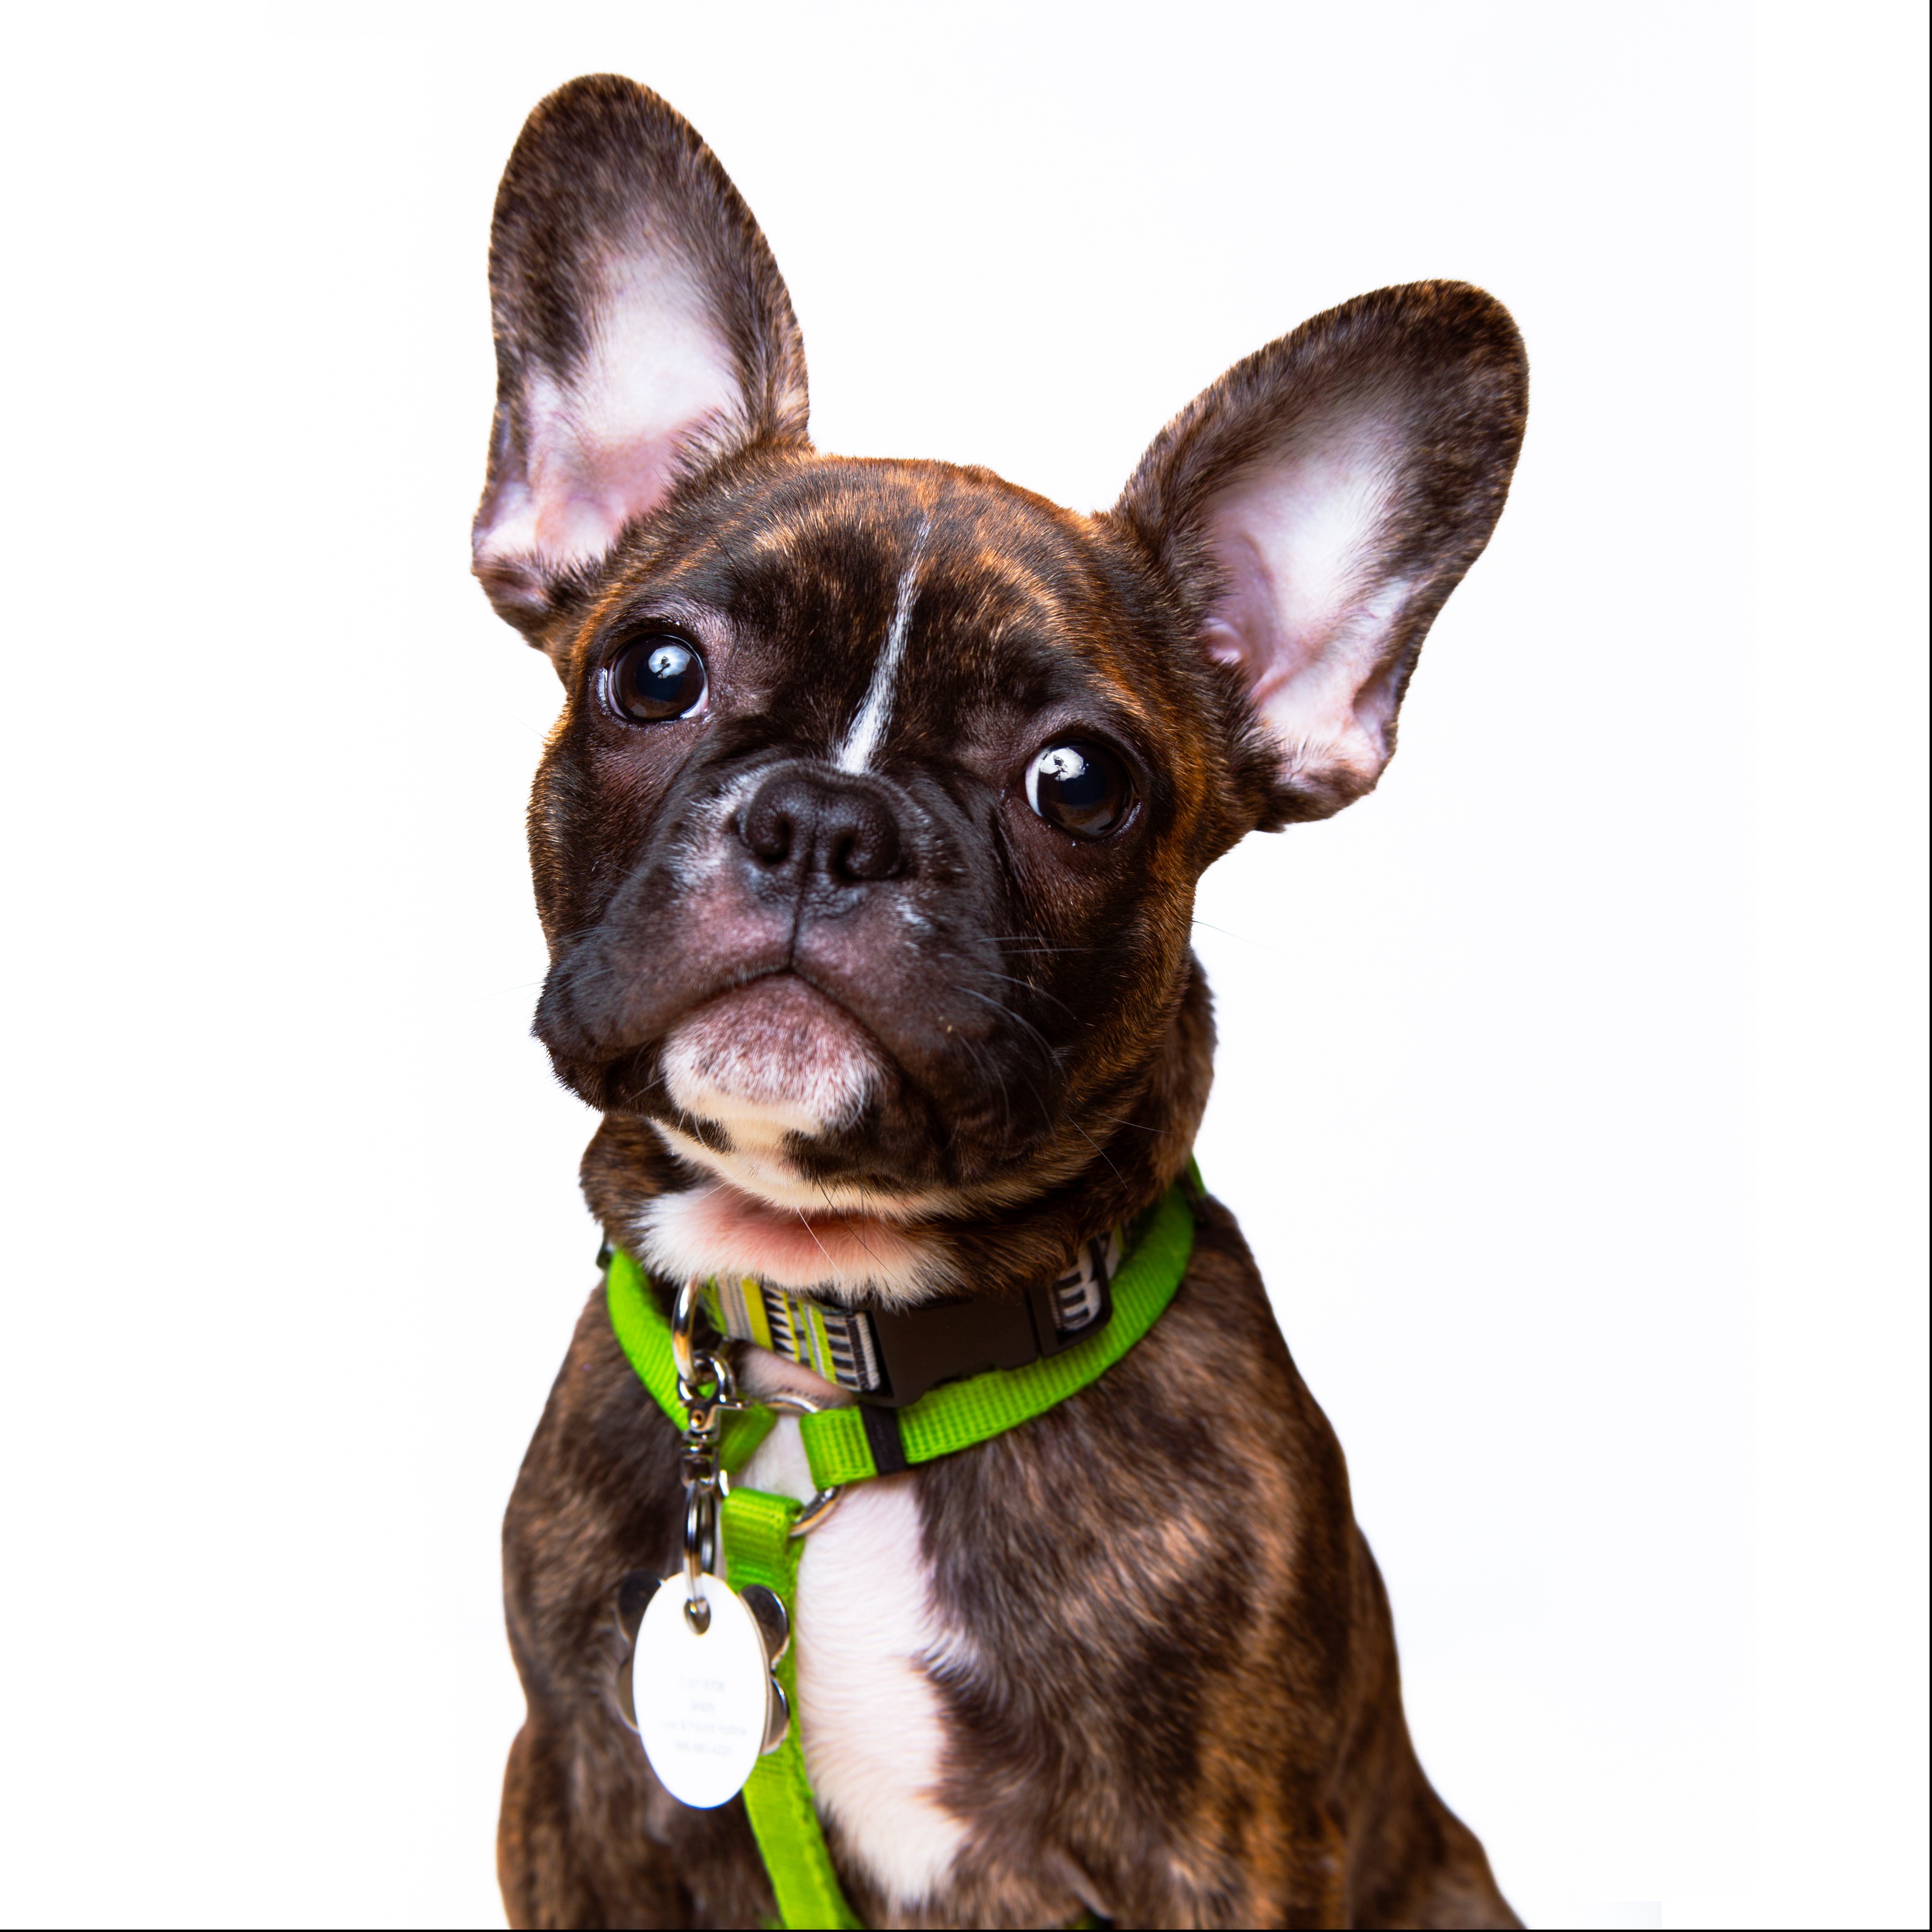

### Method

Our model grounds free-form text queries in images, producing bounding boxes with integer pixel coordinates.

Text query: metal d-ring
[748,1386,846,1538]
[788,1487,845,1537]
[682,1484,716,1633]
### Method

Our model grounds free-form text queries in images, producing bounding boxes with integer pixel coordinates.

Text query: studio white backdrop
[0,5,1923,1929]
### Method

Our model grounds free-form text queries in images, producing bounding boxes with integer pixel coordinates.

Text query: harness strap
[605,1176,1195,1485]
[604,1170,1199,1931]
[719,1488,862,1931]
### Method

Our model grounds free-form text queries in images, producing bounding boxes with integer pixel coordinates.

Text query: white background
[0,5,1923,1928]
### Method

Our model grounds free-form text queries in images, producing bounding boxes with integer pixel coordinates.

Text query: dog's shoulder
[502,1285,682,1676]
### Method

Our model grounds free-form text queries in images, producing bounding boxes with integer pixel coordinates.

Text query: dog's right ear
[474,76,809,643]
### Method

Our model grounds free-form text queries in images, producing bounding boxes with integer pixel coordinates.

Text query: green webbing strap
[790,1180,1194,1489]
[603,1170,1198,1931]
[606,1255,777,1470]
[605,1176,1195,1487]
[720,1488,862,1931]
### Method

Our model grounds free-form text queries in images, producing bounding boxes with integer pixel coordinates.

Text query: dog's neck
[736,1341,851,1411]
[580,959,1216,1313]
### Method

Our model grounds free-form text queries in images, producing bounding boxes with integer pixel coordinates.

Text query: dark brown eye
[606,635,707,722]
[1025,741,1134,838]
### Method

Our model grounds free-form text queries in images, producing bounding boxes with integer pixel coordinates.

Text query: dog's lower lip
[716,1180,900,1235]
[667,968,876,1052]
[640,1170,944,1301]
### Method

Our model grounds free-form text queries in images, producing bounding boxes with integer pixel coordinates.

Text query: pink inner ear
[521,406,690,562]
[1199,422,1413,793]
[474,256,744,590]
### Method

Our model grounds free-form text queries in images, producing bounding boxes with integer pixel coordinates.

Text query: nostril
[832,813,899,882]
[741,795,796,867]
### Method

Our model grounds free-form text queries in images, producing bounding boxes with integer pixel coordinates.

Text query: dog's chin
[649,976,951,1303]
[660,975,880,1145]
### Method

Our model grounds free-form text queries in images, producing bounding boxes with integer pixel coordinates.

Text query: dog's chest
[735,1419,969,1909]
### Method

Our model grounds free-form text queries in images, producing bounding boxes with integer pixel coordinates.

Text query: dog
[475,73,1527,1931]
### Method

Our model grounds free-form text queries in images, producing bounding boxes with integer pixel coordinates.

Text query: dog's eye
[1025,741,1134,838]
[606,636,707,722]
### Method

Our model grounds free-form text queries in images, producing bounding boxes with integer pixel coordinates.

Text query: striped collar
[605,1168,1198,1487]
[697,1226,1123,1408]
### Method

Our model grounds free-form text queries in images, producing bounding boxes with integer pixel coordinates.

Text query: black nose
[740,771,904,888]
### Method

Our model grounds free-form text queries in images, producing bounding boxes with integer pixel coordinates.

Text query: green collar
[606,1172,1196,1487]
[604,1169,1197,1931]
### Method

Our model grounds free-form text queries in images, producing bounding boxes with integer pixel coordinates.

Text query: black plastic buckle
[859,1245,1115,1410]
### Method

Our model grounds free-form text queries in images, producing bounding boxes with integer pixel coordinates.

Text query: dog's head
[475,77,1527,1305]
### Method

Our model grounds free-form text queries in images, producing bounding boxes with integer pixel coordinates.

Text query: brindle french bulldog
[477,73,1527,1931]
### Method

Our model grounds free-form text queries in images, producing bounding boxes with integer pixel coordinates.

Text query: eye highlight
[1025,741,1134,838]
[605,635,707,722]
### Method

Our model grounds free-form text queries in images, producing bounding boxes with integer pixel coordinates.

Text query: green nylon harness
[605,1173,1198,1930]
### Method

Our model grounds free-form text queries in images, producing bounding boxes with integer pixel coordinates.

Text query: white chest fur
[736,1418,967,1908]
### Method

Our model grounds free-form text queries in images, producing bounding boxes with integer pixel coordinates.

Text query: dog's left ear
[474,75,809,641]
[1116,281,1527,821]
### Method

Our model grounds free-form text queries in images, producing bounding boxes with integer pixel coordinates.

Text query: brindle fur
[503,1189,1509,1930]
[481,75,1526,1930]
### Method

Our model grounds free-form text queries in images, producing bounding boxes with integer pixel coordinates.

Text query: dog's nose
[740,771,904,889]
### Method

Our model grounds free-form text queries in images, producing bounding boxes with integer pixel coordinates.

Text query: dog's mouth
[644,975,959,1299]
[636,1173,942,1303]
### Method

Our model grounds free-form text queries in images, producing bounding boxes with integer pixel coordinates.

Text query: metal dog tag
[633,1574,776,1808]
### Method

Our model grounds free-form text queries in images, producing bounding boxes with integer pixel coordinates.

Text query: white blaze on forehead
[834,518,932,774]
